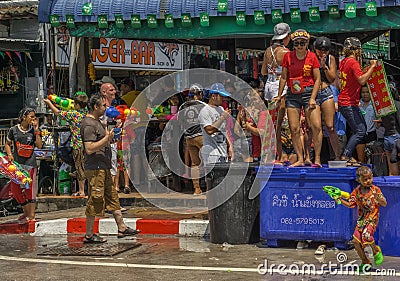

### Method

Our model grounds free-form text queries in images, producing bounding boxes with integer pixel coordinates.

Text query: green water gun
[323,185,350,204]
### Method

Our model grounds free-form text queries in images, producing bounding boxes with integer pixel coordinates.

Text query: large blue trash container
[258,166,358,249]
[373,176,400,257]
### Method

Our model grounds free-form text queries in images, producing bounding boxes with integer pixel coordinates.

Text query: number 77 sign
[367,61,397,117]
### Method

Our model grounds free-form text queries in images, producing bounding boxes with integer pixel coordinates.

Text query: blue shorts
[285,86,314,109]
[384,134,400,152]
[316,86,333,106]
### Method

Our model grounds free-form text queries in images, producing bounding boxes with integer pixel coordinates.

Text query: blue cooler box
[373,176,400,257]
[259,166,358,249]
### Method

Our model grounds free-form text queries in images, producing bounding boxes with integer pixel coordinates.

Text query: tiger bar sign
[367,61,396,117]
[91,38,183,70]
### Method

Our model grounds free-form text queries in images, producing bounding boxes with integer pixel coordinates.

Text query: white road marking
[0,255,398,277]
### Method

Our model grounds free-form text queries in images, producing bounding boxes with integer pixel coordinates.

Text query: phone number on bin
[280,217,325,225]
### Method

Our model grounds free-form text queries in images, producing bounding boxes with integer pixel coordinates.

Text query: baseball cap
[291,29,311,41]
[272,23,291,41]
[190,83,203,94]
[344,37,362,49]
[95,75,116,85]
[314,37,331,51]
[209,83,231,97]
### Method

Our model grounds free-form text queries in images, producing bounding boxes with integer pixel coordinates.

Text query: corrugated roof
[39,0,400,23]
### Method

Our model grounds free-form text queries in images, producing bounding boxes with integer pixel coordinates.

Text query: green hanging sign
[147,14,158,28]
[271,9,283,23]
[115,14,124,29]
[328,5,340,19]
[254,10,265,25]
[309,7,320,22]
[236,11,246,26]
[366,1,377,17]
[50,14,61,27]
[200,12,209,27]
[290,8,301,23]
[181,13,192,27]
[165,14,174,28]
[66,15,75,28]
[345,3,356,18]
[82,2,93,16]
[218,0,228,13]
[131,14,141,28]
[98,15,108,29]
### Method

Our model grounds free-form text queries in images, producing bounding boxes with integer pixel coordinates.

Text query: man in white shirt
[198,83,233,165]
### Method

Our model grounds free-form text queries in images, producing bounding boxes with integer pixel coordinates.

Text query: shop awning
[39,0,400,39]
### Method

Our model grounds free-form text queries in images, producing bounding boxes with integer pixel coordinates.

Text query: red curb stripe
[67,218,99,234]
[135,219,180,235]
[0,221,35,234]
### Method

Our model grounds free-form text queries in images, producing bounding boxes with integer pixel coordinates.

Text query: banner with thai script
[91,38,183,71]
[367,61,396,117]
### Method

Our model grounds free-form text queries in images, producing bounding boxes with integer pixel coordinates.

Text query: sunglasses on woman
[293,41,307,47]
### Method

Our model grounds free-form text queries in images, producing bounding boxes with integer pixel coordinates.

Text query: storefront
[38,0,400,93]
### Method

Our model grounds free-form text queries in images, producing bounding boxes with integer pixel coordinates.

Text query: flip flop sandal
[118,227,141,238]
[83,234,107,244]
[346,160,362,167]
[315,244,326,255]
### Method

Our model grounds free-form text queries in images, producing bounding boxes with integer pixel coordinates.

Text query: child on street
[43,92,88,197]
[339,166,387,272]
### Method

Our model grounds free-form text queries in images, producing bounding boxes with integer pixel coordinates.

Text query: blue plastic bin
[373,176,400,257]
[258,166,358,249]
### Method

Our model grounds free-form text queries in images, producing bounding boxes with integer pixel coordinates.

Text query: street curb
[0,218,210,237]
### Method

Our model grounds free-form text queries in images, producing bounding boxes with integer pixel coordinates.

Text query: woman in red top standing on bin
[274,29,322,167]
[338,37,377,165]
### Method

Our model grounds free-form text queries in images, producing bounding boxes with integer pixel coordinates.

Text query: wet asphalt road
[0,234,399,281]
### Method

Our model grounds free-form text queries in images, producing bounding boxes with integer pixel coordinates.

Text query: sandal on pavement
[83,234,107,244]
[315,244,326,255]
[118,227,140,238]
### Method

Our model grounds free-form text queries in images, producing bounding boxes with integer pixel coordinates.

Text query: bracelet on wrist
[35,131,41,135]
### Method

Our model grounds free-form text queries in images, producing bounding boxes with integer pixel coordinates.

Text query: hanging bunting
[218,0,228,13]
[254,10,265,25]
[200,12,209,27]
[271,9,283,23]
[66,15,76,28]
[49,15,61,27]
[345,4,356,18]
[98,15,108,28]
[14,52,22,62]
[0,52,4,59]
[24,51,32,61]
[165,14,174,28]
[131,14,141,28]
[309,7,320,22]
[290,8,301,23]
[147,14,158,28]
[5,51,12,60]
[82,2,93,16]
[115,15,124,29]
[236,11,246,26]
[366,1,377,17]
[328,5,340,19]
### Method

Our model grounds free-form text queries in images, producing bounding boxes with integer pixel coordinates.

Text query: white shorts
[264,80,287,101]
